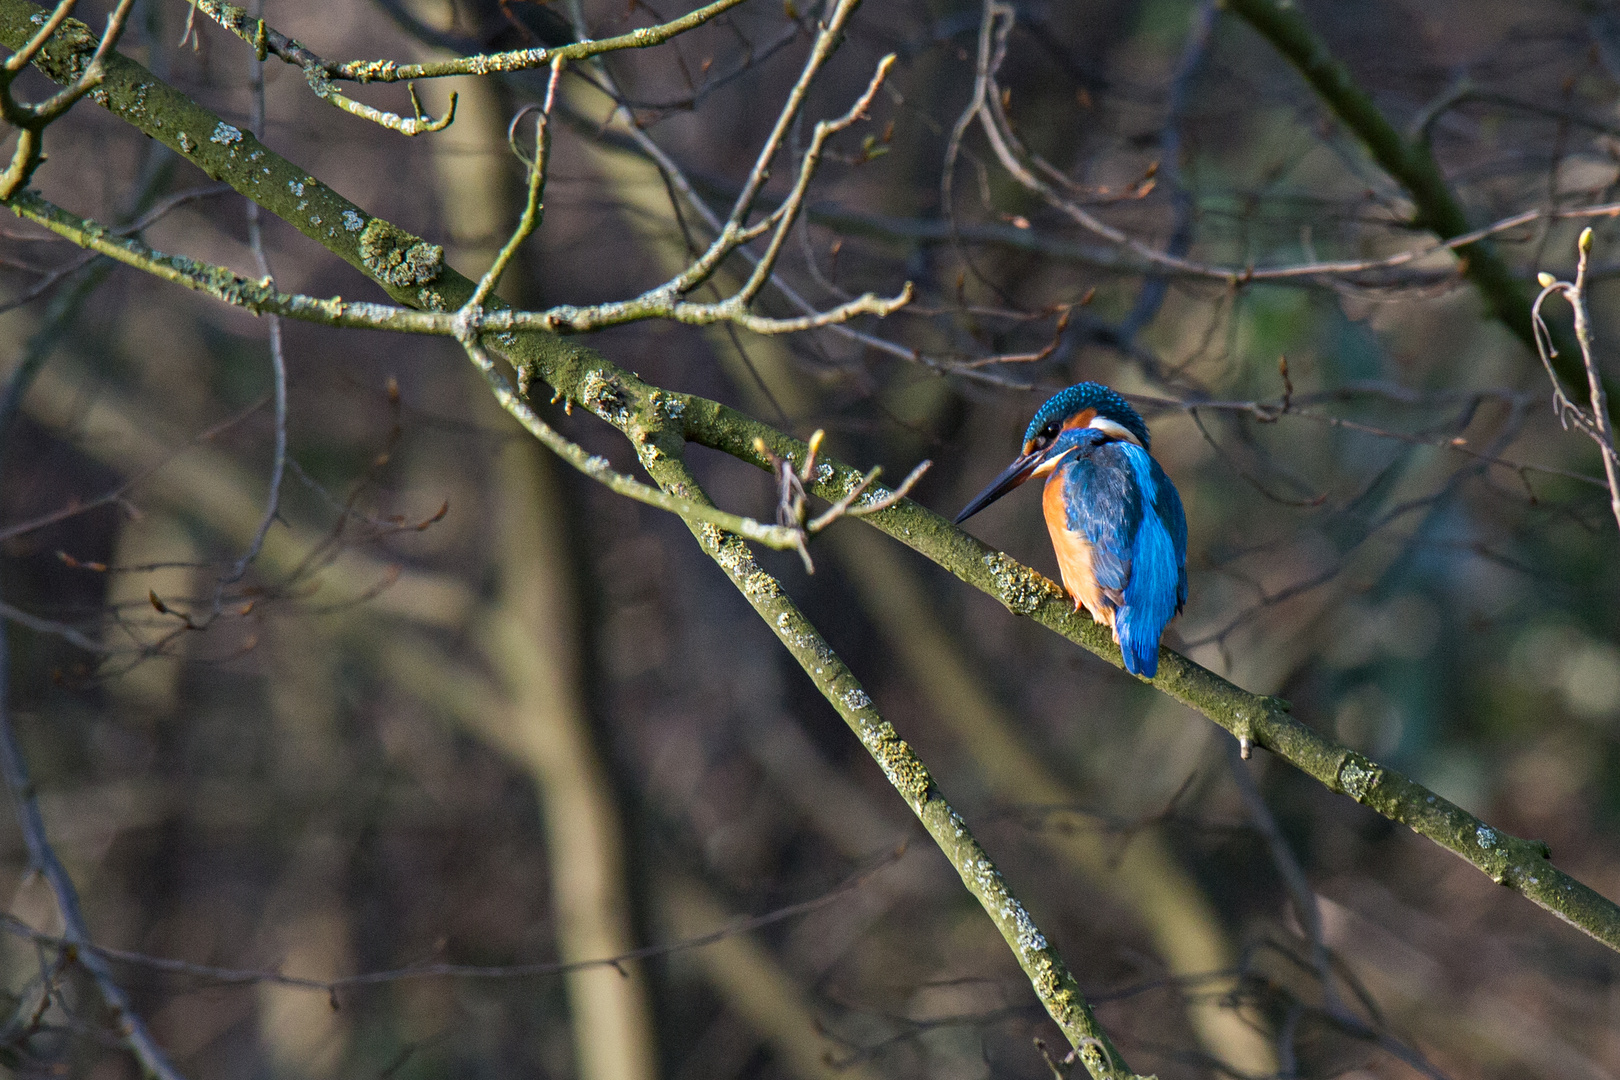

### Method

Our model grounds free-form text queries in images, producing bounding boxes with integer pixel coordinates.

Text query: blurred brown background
[3,0,1620,1077]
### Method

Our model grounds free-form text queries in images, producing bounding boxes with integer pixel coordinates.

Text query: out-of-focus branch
[658,872,888,1080]
[950,0,1610,410]
[24,360,475,632]
[1408,78,1620,144]
[614,120,1620,289]
[7,0,1620,968]
[0,846,904,991]
[0,594,111,651]
[0,635,186,1079]
[1113,0,1214,346]
[1532,228,1620,534]
[0,146,194,464]
[1221,0,1596,399]
[1224,744,1451,1079]
[0,255,113,461]
[480,439,659,1080]
[1225,743,1334,1004]
[958,3,1387,287]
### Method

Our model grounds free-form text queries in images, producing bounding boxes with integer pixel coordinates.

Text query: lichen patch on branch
[358,219,444,289]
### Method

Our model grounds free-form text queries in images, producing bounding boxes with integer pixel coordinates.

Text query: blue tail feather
[1115,445,1184,678]
[1119,634,1159,676]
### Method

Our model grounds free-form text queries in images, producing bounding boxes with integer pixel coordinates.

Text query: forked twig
[523,15,911,336]
[754,430,931,572]
[0,0,137,197]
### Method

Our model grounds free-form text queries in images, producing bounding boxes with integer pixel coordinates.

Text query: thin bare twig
[0,597,111,652]
[181,0,753,133]
[0,846,907,994]
[453,330,808,551]
[552,3,912,332]
[1531,228,1620,534]
[469,59,563,314]
[221,0,287,590]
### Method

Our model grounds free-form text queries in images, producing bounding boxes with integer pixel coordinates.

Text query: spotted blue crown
[1025,383,1150,451]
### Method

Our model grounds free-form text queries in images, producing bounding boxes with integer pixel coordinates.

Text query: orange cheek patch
[1061,408,1097,432]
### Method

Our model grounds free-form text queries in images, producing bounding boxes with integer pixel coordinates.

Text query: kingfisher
[954,383,1187,678]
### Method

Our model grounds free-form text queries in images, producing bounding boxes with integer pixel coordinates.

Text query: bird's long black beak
[953,449,1044,524]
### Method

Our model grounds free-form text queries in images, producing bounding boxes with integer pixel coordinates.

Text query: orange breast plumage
[1042,471,1120,633]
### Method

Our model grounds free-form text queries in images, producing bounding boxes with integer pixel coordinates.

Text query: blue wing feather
[1057,442,1140,601]
[1055,432,1186,677]
[1151,455,1189,614]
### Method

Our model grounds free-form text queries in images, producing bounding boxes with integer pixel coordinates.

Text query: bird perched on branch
[954,383,1187,678]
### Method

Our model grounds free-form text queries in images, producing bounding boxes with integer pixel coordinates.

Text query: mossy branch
[634,445,1145,1080]
[4,0,1619,972]
[685,404,1620,951]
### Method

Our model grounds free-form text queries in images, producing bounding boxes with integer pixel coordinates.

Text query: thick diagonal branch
[629,437,1142,1080]
[4,0,1619,962]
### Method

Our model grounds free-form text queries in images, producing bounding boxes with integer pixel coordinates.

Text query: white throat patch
[1030,446,1077,478]
[1088,416,1144,447]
